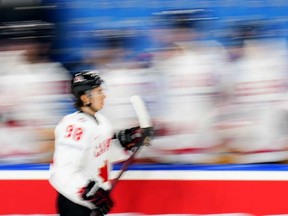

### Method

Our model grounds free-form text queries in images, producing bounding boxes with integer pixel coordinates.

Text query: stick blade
[130,95,152,128]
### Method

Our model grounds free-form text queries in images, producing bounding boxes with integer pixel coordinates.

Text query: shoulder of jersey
[58,112,91,126]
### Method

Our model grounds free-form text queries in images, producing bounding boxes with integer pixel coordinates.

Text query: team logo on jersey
[94,138,111,157]
[99,160,108,182]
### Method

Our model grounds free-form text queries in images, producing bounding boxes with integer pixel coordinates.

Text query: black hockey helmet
[71,71,104,98]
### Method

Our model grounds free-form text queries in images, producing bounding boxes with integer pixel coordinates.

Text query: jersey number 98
[65,125,83,141]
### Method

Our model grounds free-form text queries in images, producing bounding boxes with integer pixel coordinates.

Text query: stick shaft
[110,146,140,191]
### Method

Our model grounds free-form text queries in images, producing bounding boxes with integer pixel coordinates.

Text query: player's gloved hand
[117,126,153,151]
[81,181,114,215]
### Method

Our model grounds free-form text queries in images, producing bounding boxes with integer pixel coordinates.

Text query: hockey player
[0,8,71,163]
[139,9,230,164]
[49,71,150,216]
[215,20,288,163]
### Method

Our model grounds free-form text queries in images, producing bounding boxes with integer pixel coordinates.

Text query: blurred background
[1,0,288,164]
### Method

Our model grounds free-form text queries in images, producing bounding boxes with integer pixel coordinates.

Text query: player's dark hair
[74,95,85,109]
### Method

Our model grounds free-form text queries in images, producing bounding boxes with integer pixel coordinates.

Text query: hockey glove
[81,181,114,215]
[117,126,149,150]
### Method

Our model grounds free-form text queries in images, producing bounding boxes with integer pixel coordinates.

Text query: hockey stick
[110,146,140,191]
[110,95,153,191]
[90,148,141,216]
[91,95,153,216]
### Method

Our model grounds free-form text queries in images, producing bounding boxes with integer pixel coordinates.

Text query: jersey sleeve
[49,116,101,209]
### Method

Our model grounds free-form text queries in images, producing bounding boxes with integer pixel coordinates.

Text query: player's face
[88,86,106,111]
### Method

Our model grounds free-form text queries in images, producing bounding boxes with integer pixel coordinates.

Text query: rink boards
[1,164,288,216]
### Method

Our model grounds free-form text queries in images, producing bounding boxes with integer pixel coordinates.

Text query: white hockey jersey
[142,41,228,163]
[215,38,288,163]
[49,111,114,209]
[0,51,71,163]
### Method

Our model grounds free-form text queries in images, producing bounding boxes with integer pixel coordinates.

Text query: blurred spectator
[216,19,288,163]
[0,4,71,163]
[136,9,231,164]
